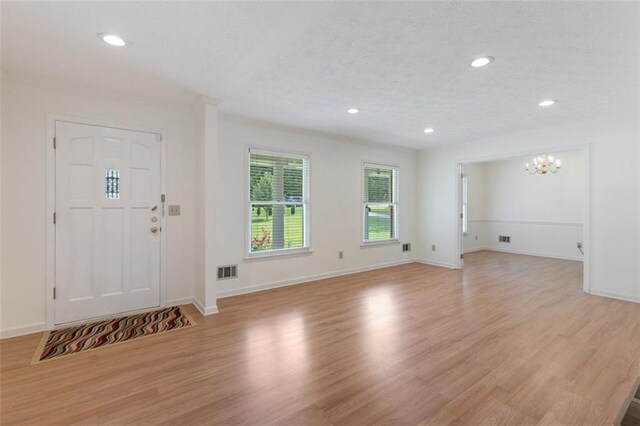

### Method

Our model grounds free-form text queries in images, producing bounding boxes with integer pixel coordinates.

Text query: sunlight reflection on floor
[244,312,308,389]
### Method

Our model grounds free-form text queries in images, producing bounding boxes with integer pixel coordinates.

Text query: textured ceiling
[2,2,638,148]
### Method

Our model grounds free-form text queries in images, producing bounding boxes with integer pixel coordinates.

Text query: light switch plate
[168,205,181,216]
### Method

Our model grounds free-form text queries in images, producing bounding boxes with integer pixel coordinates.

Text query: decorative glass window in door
[106,169,120,199]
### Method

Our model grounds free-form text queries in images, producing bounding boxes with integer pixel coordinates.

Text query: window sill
[244,248,313,261]
[360,239,400,248]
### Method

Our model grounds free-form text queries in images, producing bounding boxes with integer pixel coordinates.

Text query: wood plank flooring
[1,251,639,425]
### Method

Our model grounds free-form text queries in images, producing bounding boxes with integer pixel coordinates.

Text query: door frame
[454,144,591,294]
[46,115,167,328]
[457,164,465,269]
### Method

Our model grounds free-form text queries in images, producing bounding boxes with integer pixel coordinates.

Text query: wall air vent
[217,265,238,280]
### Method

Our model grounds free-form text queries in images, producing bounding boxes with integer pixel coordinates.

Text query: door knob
[150,226,159,234]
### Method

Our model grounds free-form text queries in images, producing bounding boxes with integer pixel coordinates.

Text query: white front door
[55,121,162,324]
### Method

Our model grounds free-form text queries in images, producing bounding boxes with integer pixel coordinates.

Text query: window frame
[246,147,311,259]
[361,161,400,246]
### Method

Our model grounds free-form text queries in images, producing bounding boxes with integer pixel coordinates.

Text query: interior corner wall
[418,112,640,302]
[193,97,219,314]
[0,77,197,335]
[214,116,418,297]
[193,101,206,310]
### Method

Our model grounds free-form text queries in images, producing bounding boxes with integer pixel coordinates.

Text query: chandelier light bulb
[526,154,562,175]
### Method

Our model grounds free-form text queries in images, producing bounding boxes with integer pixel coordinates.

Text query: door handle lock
[151,216,158,223]
[150,226,159,234]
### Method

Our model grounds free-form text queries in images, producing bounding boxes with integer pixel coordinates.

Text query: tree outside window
[249,150,309,254]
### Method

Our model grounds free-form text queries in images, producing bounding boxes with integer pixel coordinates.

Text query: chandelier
[526,154,561,174]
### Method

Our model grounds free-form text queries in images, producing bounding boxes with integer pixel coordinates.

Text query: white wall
[463,152,585,261]
[0,77,418,335]
[1,76,637,336]
[215,116,418,297]
[193,97,220,314]
[418,112,639,302]
[0,6,4,334]
[0,77,198,335]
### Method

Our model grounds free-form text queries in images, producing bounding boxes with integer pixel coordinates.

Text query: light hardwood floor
[1,251,639,425]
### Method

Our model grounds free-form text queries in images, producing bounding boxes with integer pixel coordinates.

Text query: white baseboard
[589,289,640,304]
[166,297,194,307]
[0,322,47,339]
[218,258,417,299]
[463,247,487,254]
[168,297,221,315]
[416,259,459,269]
[470,247,583,262]
[192,298,219,316]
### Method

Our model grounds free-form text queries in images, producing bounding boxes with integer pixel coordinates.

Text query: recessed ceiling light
[347,108,360,114]
[100,33,128,47]
[470,56,494,68]
[538,100,557,107]
[423,128,435,134]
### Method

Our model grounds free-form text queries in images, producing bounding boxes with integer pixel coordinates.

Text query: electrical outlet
[338,251,344,259]
[168,205,181,216]
[431,244,436,251]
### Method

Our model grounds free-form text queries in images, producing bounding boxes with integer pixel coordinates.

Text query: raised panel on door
[131,207,152,292]
[101,207,124,296]
[55,121,161,324]
[69,207,94,301]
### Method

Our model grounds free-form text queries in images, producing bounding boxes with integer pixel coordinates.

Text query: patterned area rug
[32,306,196,363]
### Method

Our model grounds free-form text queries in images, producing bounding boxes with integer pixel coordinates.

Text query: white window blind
[249,149,309,254]
[362,163,399,242]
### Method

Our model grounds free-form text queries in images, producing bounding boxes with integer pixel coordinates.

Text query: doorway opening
[456,148,589,293]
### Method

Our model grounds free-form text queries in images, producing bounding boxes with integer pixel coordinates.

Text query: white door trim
[457,164,464,268]
[46,115,167,329]
[454,144,591,294]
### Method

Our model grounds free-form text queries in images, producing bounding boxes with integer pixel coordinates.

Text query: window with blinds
[362,163,399,243]
[249,149,309,254]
